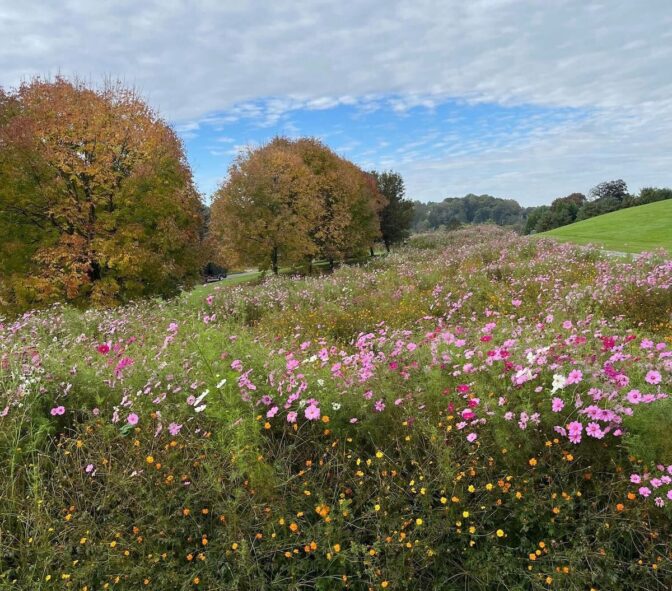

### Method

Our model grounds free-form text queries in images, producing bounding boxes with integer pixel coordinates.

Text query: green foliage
[371,170,414,250]
[412,194,528,233]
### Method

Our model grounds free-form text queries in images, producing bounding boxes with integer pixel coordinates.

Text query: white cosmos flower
[193,390,209,406]
[551,374,566,393]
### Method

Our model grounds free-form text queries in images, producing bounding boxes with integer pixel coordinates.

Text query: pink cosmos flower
[374,399,386,412]
[466,432,478,443]
[286,411,298,423]
[97,343,110,354]
[630,474,641,484]
[304,404,321,421]
[114,356,134,377]
[639,486,651,497]
[50,406,66,416]
[127,413,139,426]
[168,422,182,436]
[551,397,564,412]
[566,369,583,385]
[626,390,642,404]
[567,421,583,444]
[231,359,243,371]
[645,370,662,385]
[85,464,95,473]
[585,422,604,439]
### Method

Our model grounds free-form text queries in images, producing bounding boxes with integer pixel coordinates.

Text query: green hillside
[540,199,672,253]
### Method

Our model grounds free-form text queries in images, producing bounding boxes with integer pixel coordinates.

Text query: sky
[1,0,672,205]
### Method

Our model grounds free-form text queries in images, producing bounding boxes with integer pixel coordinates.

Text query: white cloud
[2,0,672,202]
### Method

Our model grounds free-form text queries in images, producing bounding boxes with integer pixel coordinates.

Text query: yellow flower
[529,458,537,467]
[375,451,384,459]
[496,529,505,538]
[145,456,154,464]
[415,518,423,526]
[333,543,341,553]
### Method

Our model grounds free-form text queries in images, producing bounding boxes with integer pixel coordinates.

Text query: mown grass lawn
[539,199,672,253]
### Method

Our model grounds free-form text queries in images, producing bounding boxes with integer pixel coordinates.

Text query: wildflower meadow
[1,226,671,590]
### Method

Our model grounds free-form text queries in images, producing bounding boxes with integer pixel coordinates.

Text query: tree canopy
[371,170,414,251]
[208,138,384,273]
[0,77,204,313]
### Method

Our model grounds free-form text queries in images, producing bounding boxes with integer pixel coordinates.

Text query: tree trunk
[370,246,374,257]
[385,241,390,253]
[271,247,279,275]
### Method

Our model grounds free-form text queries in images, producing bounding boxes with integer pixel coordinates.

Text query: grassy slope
[540,199,672,253]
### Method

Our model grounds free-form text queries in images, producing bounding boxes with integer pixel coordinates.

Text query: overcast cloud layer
[2,0,672,204]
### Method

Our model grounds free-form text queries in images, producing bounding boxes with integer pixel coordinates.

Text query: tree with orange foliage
[208,142,320,274]
[282,138,381,266]
[208,138,385,274]
[0,77,204,313]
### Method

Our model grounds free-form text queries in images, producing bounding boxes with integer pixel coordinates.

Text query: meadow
[1,226,671,590]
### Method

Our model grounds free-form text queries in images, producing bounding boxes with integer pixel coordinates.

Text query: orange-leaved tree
[208,137,385,274]
[208,141,321,274]
[285,138,385,265]
[0,77,204,313]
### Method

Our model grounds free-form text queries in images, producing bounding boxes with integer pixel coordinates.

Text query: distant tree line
[411,194,531,233]
[410,182,672,236]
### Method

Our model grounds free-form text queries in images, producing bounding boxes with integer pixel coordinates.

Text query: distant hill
[539,199,672,254]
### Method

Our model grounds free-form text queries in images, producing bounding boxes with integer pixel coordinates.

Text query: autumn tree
[371,170,413,251]
[208,138,384,274]
[0,77,204,313]
[284,138,385,266]
[208,142,320,274]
